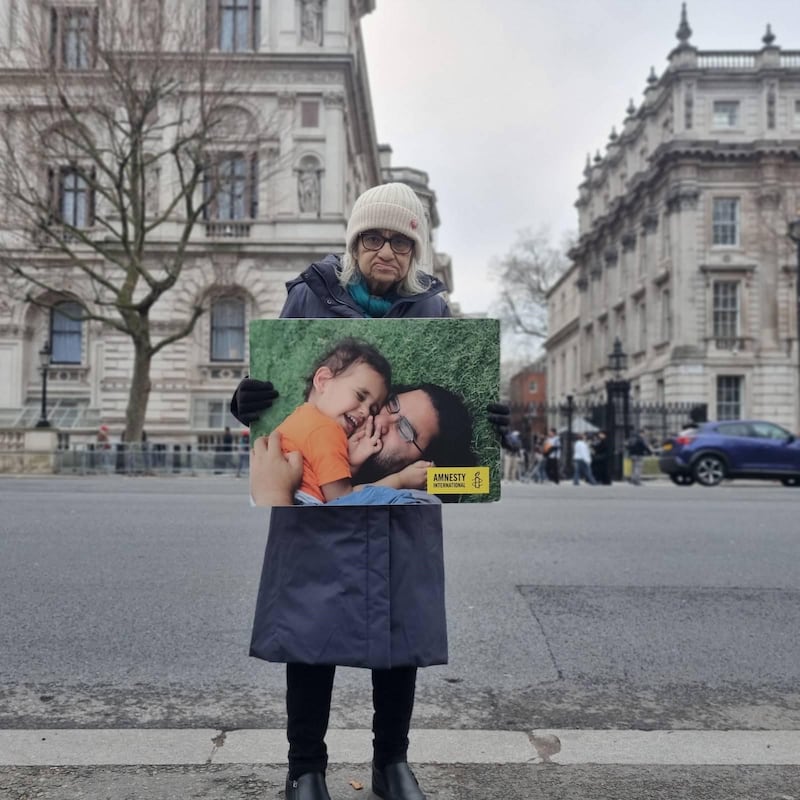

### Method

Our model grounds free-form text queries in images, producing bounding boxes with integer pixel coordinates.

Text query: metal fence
[53,443,250,477]
[510,397,707,480]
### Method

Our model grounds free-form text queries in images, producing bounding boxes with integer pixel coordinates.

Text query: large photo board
[249,318,500,504]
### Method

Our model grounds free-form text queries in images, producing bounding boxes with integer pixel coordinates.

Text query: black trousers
[286,663,417,780]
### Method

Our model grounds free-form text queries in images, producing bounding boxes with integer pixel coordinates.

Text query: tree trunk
[124,342,152,445]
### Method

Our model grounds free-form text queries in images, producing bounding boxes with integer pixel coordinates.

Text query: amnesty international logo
[427,467,490,495]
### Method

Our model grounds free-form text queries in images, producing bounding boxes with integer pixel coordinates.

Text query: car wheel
[669,473,695,486]
[781,477,800,487]
[692,455,726,487]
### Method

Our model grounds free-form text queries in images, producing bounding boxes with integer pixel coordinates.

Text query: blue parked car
[659,420,800,487]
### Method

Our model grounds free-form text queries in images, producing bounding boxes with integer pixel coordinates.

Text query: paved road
[1,476,799,798]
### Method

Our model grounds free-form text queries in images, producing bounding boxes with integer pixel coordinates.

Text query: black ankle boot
[372,762,427,800]
[285,771,331,800]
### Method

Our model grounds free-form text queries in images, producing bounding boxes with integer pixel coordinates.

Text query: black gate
[511,394,707,482]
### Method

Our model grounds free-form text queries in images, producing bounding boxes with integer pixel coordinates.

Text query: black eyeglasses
[360,231,415,256]
[385,394,424,455]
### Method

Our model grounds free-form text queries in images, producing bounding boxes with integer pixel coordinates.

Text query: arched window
[51,301,83,364]
[210,297,245,361]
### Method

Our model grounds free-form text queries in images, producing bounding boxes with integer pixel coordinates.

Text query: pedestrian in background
[530,442,547,483]
[237,430,250,478]
[96,424,111,473]
[591,430,611,485]
[628,428,652,486]
[543,428,561,484]
[572,433,597,485]
[503,429,522,481]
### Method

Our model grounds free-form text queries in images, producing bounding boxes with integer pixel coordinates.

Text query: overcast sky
[361,0,798,316]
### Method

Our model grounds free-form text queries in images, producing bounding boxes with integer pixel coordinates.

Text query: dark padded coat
[279,254,450,319]
[249,254,450,669]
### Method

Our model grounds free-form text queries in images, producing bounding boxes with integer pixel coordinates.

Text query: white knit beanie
[345,183,429,261]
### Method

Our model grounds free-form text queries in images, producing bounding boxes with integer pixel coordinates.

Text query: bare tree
[493,227,572,343]
[0,0,286,441]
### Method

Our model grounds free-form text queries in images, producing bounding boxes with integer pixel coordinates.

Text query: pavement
[2,728,800,799]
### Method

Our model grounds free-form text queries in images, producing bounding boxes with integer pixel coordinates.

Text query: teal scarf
[347,277,397,318]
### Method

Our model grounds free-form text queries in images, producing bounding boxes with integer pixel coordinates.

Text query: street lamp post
[788,215,800,430]
[564,393,574,476]
[605,337,631,481]
[35,341,51,428]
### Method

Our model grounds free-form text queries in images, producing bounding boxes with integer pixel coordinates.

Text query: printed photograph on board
[249,317,500,505]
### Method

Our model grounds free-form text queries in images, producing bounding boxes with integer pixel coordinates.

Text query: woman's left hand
[250,430,303,506]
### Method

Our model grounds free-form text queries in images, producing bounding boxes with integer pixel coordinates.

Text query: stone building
[545,6,800,430]
[0,0,451,448]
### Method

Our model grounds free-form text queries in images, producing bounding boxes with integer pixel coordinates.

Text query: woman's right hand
[250,430,302,506]
[230,377,279,426]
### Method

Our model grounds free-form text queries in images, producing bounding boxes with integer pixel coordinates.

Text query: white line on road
[2,729,800,767]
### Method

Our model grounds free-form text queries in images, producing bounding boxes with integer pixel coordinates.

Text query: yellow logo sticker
[427,467,490,494]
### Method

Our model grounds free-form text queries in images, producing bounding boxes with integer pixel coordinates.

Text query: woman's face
[355,228,413,295]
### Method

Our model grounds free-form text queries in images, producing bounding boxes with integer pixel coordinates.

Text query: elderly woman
[232,183,505,800]
[278,182,449,320]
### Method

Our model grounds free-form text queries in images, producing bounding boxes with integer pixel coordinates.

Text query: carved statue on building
[300,0,323,45]
[298,168,320,214]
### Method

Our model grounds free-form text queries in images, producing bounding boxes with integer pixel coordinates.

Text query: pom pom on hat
[345,183,429,262]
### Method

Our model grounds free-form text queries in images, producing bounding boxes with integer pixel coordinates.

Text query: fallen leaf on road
[349,779,364,790]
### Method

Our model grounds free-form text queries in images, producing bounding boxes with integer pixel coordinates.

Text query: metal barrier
[53,443,250,477]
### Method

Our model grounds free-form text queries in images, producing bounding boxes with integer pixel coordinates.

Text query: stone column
[276,91,297,216]
[322,90,345,216]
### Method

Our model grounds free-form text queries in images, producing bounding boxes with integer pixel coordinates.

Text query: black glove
[230,377,279,426]
[487,402,510,445]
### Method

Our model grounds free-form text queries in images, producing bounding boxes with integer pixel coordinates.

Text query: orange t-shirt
[275,403,351,502]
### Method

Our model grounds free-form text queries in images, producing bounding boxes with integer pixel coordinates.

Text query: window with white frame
[716,375,743,420]
[638,233,646,276]
[528,380,538,393]
[660,288,672,342]
[51,167,94,228]
[210,297,245,361]
[50,301,83,364]
[616,311,626,352]
[203,153,258,221]
[712,198,739,246]
[712,281,739,343]
[600,322,609,367]
[208,0,261,51]
[712,100,740,128]
[193,397,240,430]
[50,6,97,69]
[619,250,628,291]
[300,100,320,128]
[637,302,647,352]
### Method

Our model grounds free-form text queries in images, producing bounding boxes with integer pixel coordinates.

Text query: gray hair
[339,243,431,296]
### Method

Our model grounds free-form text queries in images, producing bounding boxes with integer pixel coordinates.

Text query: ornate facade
[545,8,800,429]
[0,0,451,446]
